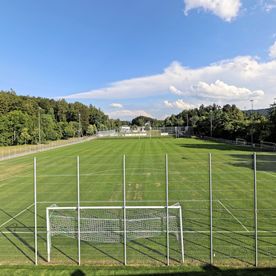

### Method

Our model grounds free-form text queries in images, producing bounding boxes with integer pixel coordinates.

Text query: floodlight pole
[123,154,127,265]
[250,100,254,145]
[253,153,258,267]
[165,154,170,266]
[210,111,213,137]
[34,157,38,265]
[78,113,81,138]
[77,156,81,265]
[38,108,41,144]
[209,153,213,265]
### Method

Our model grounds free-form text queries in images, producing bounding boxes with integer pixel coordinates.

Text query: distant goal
[46,204,184,263]
[260,141,276,151]
[235,138,247,145]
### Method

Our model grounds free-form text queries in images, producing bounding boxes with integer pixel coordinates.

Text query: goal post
[46,204,184,264]
[236,138,247,145]
[260,141,276,151]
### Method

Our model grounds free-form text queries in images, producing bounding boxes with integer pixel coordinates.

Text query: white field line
[0,203,34,229]
[38,199,211,204]
[0,176,18,188]
[0,183,8,188]
[185,230,274,234]
[262,171,276,178]
[1,230,275,235]
[0,177,13,183]
[218,200,249,232]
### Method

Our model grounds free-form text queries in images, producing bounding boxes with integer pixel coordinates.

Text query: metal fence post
[34,157,38,265]
[253,152,258,267]
[209,153,213,265]
[123,155,127,265]
[166,154,170,266]
[46,208,51,262]
[77,156,81,265]
[179,206,185,263]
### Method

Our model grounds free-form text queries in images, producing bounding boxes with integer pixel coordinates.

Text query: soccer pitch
[0,137,276,267]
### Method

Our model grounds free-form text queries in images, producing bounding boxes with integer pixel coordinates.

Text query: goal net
[46,204,184,261]
[260,141,276,151]
[235,138,247,145]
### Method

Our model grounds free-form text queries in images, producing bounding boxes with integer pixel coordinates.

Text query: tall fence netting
[1,148,276,266]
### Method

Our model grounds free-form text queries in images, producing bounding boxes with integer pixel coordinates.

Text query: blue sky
[1,0,276,120]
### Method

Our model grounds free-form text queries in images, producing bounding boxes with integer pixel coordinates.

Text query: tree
[268,103,276,142]
[6,110,32,145]
[0,90,116,145]
[87,124,97,135]
[19,128,31,144]
[64,123,75,138]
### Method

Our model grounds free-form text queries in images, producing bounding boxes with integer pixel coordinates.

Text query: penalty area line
[262,171,276,178]
[0,203,34,229]
[218,200,249,232]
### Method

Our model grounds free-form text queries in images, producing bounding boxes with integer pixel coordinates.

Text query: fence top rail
[46,205,181,211]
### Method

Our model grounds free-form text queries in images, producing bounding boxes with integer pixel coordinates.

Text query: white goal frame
[46,205,184,264]
[260,141,276,150]
[235,138,247,145]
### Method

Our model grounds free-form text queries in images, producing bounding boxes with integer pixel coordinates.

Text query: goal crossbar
[47,205,182,210]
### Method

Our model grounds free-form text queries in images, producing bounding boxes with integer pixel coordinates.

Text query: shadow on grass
[1,208,77,264]
[9,265,276,276]
[229,154,276,174]
[71,269,85,276]
[159,266,276,275]
[178,141,276,173]
[1,231,34,263]
[83,240,123,265]
[177,142,253,152]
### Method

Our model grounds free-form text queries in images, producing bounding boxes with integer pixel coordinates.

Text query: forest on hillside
[164,103,276,143]
[0,90,121,145]
[0,90,275,146]
[131,104,276,143]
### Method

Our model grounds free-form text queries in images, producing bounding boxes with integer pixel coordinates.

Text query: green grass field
[0,137,276,268]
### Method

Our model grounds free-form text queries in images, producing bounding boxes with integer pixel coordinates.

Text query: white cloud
[262,0,276,12]
[63,55,276,111]
[164,100,196,110]
[110,103,123,108]
[269,41,276,59]
[192,80,264,100]
[108,109,152,120]
[183,0,241,22]
[169,85,185,96]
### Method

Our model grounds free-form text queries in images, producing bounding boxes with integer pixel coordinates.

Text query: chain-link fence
[0,136,96,161]
[0,151,276,266]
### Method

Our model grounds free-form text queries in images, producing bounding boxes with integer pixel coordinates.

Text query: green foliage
[0,90,114,145]
[163,103,274,143]
[64,122,77,138]
[131,116,163,127]
[87,124,97,135]
[1,90,275,145]
[19,128,31,144]
[268,104,276,142]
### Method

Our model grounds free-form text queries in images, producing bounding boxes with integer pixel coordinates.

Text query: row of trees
[163,103,276,143]
[0,90,122,146]
[1,90,275,146]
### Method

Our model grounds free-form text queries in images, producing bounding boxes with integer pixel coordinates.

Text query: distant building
[120,125,131,133]
[132,126,146,132]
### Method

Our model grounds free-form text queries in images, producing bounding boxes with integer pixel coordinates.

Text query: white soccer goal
[46,204,184,263]
[260,141,276,151]
[236,138,247,145]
